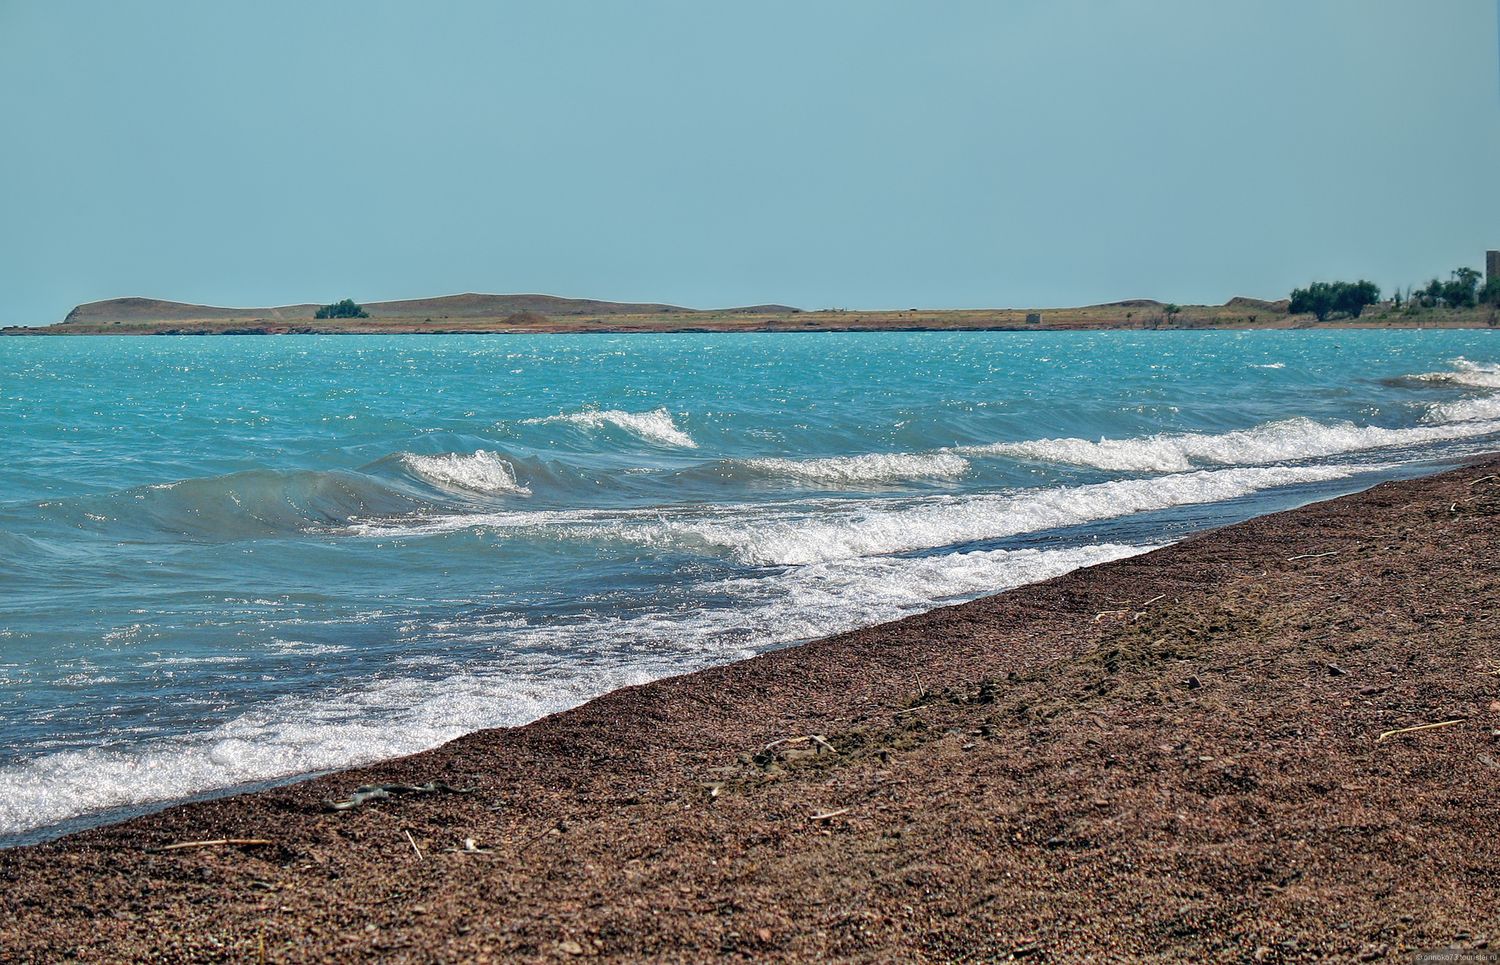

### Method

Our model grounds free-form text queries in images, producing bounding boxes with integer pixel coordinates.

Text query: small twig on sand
[1376,719,1466,743]
[810,807,851,822]
[1286,551,1339,562]
[404,830,423,861]
[762,734,837,756]
[147,838,272,853]
[1095,593,1165,622]
[1469,474,1497,487]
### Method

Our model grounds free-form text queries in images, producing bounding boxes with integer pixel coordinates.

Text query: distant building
[1488,250,1500,284]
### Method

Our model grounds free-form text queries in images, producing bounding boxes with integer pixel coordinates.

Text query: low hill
[62,293,801,325]
[15,291,1490,336]
[62,297,322,324]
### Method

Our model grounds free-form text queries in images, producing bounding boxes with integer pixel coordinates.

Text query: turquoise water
[2,330,1498,842]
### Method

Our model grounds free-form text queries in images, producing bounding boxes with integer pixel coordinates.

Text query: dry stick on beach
[1375,719,1467,743]
[1094,593,1165,622]
[1287,551,1339,562]
[145,838,273,853]
[404,830,424,862]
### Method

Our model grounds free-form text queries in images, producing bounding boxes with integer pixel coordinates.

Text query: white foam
[340,465,1367,564]
[599,465,1362,566]
[740,452,970,483]
[0,541,1147,837]
[960,416,1500,473]
[523,407,696,448]
[1408,358,1500,389]
[1425,395,1500,424]
[400,450,531,496]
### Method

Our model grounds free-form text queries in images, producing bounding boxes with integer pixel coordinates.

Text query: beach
[2,458,1496,962]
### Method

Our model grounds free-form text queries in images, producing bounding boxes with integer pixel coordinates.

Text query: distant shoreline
[5,291,1496,335]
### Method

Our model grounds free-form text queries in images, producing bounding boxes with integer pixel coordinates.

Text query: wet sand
[3,460,1498,962]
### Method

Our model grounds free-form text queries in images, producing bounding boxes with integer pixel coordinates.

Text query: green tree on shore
[315,298,369,320]
[1289,280,1379,321]
[1412,268,1483,309]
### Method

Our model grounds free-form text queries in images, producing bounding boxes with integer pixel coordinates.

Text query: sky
[1,1,1498,324]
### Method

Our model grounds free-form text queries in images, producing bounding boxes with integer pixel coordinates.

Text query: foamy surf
[961,416,1500,473]
[523,407,697,448]
[737,452,970,483]
[1406,358,1500,390]
[638,465,1362,565]
[1425,395,1500,424]
[0,540,1147,837]
[400,450,531,496]
[335,464,1369,563]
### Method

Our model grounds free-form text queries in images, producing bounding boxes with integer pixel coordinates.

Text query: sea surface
[2,330,1498,843]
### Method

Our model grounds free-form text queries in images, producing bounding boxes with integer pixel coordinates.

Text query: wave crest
[738,452,970,483]
[523,407,696,448]
[399,450,530,496]
[960,416,1500,473]
[1407,358,1500,390]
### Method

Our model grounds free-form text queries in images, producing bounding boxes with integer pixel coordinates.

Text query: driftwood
[1375,719,1466,743]
[1286,551,1339,562]
[1094,593,1165,622]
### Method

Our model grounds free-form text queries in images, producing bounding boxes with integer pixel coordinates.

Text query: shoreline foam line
[340,463,1369,558]
[0,542,1146,839]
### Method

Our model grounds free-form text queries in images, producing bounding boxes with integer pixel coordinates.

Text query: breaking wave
[1425,395,1500,424]
[399,450,530,496]
[1406,358,1500,390]
[635,465,1360,565]
[961,416,1500,473]
[37,469,430,541]
[358,464,1369,564]
[522,407,697,448]
[736,452,970,483]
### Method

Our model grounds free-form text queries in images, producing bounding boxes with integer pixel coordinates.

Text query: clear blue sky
[2,1,1498,324]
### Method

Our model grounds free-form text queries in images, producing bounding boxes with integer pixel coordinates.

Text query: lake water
[2,330,1498,842]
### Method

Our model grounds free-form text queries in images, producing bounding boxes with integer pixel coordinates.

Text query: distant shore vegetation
[314,298,369,320]
[1396,268,1500,312]
[1288,280,1380,322]
[1291,262,1500,324]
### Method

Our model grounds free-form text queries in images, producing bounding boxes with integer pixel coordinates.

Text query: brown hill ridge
[18,291,1491,334]
[62,293,800,325]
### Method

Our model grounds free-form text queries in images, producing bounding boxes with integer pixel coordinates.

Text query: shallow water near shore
[2,330,1498,843]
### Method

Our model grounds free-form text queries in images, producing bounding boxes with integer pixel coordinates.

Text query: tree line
[314,298,369,320]
[1291,266,1500,322]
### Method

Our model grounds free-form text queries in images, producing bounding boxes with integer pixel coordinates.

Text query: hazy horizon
[3,0,1499,326]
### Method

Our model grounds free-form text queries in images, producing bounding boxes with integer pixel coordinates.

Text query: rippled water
[2,330,1497,841]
